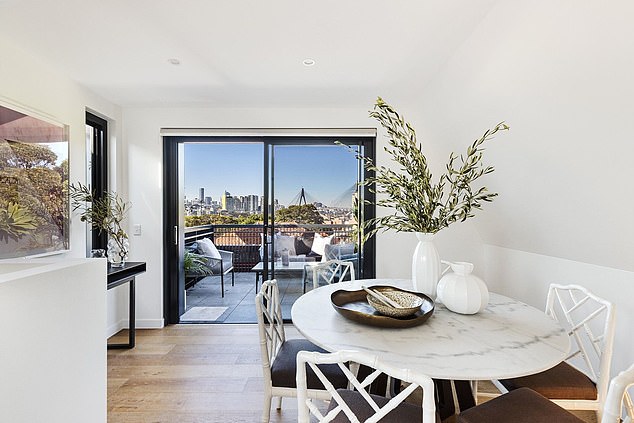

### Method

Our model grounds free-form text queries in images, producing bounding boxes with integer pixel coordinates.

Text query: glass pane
[271,144,361,319]
[182,142,264,323]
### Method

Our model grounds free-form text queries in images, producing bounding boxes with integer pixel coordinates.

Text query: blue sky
[184,143,359,207]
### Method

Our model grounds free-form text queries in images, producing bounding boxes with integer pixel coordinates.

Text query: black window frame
[86,112,108,251]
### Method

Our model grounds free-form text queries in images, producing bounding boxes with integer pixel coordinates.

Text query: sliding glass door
[163,133,375,324]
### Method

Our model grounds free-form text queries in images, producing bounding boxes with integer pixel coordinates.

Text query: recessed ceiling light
[167,58,181,65]
[302,58,316,67]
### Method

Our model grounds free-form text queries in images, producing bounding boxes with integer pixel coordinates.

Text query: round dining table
[292,278,570,384]
[291,278,570,416]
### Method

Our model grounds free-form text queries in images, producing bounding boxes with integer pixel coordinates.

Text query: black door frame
[162,134,376,325]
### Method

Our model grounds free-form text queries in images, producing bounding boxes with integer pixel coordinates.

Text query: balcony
[182,223,357,323]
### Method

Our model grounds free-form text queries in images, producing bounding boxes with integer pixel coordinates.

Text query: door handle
[174,225,178,246]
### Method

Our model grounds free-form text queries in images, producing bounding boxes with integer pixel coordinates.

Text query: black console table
[107,261,146,349]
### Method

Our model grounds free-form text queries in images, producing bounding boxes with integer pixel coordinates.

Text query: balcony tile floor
[184,272,306,323]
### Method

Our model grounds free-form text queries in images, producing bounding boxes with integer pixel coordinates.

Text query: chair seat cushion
[500,362,597,400]
[457,387,584,423]
[270,339,347,389]
[327,389,440,423]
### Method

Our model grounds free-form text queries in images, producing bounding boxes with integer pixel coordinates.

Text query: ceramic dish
[366,289,424,317]
[331,286,434,328]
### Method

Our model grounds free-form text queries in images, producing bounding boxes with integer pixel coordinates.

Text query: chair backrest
[313,260,355,289]
[255,279,285,381]
[296,350,436,423]
[324,242,356,261]
[601,363,634,423]
[545,284,616,404]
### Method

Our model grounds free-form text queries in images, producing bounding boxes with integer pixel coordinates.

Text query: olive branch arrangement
[345,97,509,241]
[69,182,130,256]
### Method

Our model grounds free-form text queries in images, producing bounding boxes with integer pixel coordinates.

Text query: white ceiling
[0,0,498,107]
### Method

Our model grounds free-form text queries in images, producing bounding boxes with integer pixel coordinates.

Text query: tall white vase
[411,232,441,299]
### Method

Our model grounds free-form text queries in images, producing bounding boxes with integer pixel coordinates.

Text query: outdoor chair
[186,238,234,297]
[458,362,634,423]
[296,350,438,423]
[255,279,347,423]
[491,284,616,418]
[304,259,355,293]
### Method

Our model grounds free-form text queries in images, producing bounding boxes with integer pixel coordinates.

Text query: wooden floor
[108,324,302,422]
[108,324,597,423]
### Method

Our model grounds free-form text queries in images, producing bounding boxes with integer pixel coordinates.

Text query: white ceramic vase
[436,261,489,314]
[411,232,441,299]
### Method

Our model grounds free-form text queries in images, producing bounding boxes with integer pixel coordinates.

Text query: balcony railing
[184,223,357,271]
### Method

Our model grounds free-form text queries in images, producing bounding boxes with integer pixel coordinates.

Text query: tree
[184,213,265,227]
[0,140,57,169]
[0,140,68,250]
[276,204,324,224]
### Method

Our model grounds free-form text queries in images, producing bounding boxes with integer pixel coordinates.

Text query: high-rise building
[204,196,212,205]
[199,188,205,203]
[221,191,235,211]
[247,194,259,213]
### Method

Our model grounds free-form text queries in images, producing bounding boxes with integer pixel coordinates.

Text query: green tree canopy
[275,204,324,224]
[0,140,57,169]
[185,213,264,227]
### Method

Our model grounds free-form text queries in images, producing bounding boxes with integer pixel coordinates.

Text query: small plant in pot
[184,251,212,277]
[69,182,131,267]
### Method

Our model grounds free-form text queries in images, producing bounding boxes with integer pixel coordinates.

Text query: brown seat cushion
[457,387,584,423]
[499,362,597,400]
[326,389,440,423]
[270,339,347,389]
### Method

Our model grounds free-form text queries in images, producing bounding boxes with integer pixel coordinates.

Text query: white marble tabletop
[291,279,570,380]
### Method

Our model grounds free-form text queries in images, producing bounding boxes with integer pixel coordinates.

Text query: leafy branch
[69,182,130,252]
[345,97,509,240]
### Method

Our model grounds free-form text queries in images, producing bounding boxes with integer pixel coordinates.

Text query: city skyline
[183,143,360,208]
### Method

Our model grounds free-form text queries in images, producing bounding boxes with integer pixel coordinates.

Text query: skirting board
[106,318,164,338]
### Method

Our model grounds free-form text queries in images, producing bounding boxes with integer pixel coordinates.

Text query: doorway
[163,132,376,324]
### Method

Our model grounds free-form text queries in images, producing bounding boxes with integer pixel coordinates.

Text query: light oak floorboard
[108,324,596,423]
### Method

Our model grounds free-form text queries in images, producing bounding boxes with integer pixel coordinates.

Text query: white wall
[0,259,107,423]
[415,1,634,375]
[0,38,126,335]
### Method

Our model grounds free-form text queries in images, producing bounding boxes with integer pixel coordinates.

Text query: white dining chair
[307,259,355,293]
[255,279,347,423]
[458,362,634,423]
[296,350,438,423]
[492,284,616,419]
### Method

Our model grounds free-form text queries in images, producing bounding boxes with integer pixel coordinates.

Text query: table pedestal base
[434,379,477,420]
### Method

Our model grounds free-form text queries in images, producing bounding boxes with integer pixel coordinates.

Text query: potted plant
[69,182,130,267]
[352,97,509,296]
[184,250,212,287]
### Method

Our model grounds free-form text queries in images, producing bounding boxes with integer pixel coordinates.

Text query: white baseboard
[106,320,126,338]
[134,318,164,329]
[106,318,164,337]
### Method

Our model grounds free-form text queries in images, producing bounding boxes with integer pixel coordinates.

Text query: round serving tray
[330,285,435,328]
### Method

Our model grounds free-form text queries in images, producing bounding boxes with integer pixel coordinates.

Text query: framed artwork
[0,101,69,258]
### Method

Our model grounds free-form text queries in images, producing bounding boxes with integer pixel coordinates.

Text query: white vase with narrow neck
[411,232,441,299]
